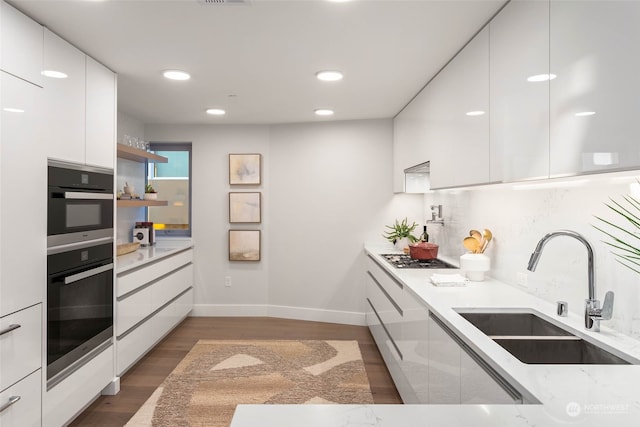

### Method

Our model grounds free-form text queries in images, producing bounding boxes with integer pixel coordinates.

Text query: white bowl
[124,185,134,195]
[144,193,158,200]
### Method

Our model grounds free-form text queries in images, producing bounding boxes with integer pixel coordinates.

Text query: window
[147,143,192,237]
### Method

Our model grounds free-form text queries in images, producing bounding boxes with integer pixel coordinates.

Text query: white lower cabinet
[0,369,41,427]
[429,312,522,404]
[0,304,41,392]
[365,255,523,405]
[116,249,194,376]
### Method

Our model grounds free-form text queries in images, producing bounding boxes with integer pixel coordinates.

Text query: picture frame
[229,192,261,223]
[229,153,261,185]
[229,230,261,261]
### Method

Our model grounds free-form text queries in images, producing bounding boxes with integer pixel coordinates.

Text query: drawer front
[116,286,153,337]
[174,288,194,320]
[0,304,41,391]
[116,319,154,375]
[151,264,193,310]
[117,249,193,297]
[366,272,402,342]
[366,255,403,306]
[0,369,41,427]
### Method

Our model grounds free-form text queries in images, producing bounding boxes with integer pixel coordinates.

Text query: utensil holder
[460,253,490,281]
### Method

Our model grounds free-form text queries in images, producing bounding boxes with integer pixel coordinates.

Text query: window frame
[147,142,192,237]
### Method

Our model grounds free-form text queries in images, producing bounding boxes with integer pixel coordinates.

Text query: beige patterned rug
[125,339,374,427]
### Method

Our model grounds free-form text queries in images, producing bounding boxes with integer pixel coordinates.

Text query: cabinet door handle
[0,396,21,413]
[64,191,113,200]
[0,324,21,336]
[64,263,113,285]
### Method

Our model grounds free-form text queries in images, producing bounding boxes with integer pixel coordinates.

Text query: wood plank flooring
[70,317,402,426]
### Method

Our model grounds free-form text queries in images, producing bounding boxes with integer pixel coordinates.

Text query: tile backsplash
[424,171,640,340]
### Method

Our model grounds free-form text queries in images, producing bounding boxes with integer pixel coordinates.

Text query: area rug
[125,339,374,427]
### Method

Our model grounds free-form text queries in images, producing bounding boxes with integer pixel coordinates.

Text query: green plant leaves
[382,217,419,243]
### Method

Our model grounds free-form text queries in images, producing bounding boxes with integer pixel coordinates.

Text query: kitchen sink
[456,310,633,365]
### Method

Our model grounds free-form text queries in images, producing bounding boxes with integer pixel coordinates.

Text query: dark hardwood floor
[70,317,402,426]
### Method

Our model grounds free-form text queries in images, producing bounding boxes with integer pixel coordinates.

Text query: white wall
[425,172,640,339]
[144,119,412,324]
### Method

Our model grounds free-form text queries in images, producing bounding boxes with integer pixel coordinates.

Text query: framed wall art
[229,192,261,223]
[229,153,261,185]
[229,230,261,261]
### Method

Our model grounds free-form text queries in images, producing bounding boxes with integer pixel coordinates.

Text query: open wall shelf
[117,145,168,163]
[117,199,168,208]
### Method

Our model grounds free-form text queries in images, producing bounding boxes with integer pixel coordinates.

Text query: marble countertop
[230,244,640,426]
[116,238,193,274]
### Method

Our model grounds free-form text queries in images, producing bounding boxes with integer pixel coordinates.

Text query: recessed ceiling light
[527,73,557,82]
[163,70,191,81]
[316,70,343,82]
[465,111,485,116]
[206,108,226,116]
[3,107,25,113]
[575,111,596,117]
[314,109,334,116]
[41,70,68,79]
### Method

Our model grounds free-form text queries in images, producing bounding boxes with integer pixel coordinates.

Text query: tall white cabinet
[0,3,44,426]
[549,0,640,176]
[490,0,550,182]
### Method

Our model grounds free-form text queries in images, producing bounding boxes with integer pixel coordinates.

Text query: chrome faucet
[527,230,614,332]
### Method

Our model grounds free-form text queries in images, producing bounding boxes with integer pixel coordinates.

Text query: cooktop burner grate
[381,254,457,269]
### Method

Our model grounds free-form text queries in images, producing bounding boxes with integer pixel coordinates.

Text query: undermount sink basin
[456,310,632,365]
[458,312,573,337]
[494,337,630,365]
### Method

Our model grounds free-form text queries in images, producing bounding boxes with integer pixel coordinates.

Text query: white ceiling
[10,0,506,125]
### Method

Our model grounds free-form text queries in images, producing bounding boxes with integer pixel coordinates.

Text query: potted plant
[383,218,419,251]
[144,184,158,200]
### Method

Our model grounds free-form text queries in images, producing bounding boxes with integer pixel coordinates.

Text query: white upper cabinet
[550,0,640,176]
[43,28,86,165]
[490,0,550,182]
[1,72,45,317]
[393,82,436,193]
[0,1,43,87]
[430,26,490,189]
[86,56,115,169]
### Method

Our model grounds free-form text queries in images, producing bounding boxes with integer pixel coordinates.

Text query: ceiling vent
[198,0,249,5]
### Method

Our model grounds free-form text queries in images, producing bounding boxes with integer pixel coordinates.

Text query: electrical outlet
[516,272,528,287]
[224,276,232,287]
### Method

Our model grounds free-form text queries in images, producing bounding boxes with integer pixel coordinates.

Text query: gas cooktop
[381,254,457,269]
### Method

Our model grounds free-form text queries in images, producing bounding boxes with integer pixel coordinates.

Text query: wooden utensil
[480,228,493,253]
[463,236,481,254]
[470,230,482,242]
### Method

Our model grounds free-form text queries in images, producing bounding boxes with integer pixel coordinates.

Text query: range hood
[404,161,430,193]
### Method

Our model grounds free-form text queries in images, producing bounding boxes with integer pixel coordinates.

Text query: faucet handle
[600,291,614,320]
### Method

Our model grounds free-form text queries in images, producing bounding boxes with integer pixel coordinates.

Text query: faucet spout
[526,230,603,331]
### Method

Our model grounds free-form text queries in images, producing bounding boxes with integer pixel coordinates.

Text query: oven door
[47,187,114,246]
[47,244,114,387]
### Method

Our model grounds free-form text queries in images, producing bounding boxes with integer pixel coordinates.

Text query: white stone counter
[116,238,193,274]
[230,244,640,426]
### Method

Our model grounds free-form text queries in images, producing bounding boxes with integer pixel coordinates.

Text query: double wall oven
[46,160,114,389]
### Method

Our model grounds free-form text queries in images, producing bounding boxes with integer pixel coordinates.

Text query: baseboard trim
[191,304,366,326]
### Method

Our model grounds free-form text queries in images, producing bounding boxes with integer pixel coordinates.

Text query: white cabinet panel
[399,289,429,404]
[427,312,461,404]
[43,345,113,427]
[174,288,194,320]
[116,318,154,375]
[490,0,550,182]
[550,1,640,176]
[460,348,518,404]
[0,72,45,318]
[0,304,41,392]
[116,286,153,337]
[430,26,490,189]
[0,1,43,86]
[42,28,85,164]
[0,369,41,427]
[152,264,193,310]
[117,249,193,297]
[85,56,115,169]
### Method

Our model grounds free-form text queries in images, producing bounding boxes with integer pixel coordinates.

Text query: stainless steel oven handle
[64,263,114,285]
[0,324,21,336]
[0,396,21,413]
[63,192,113,200]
